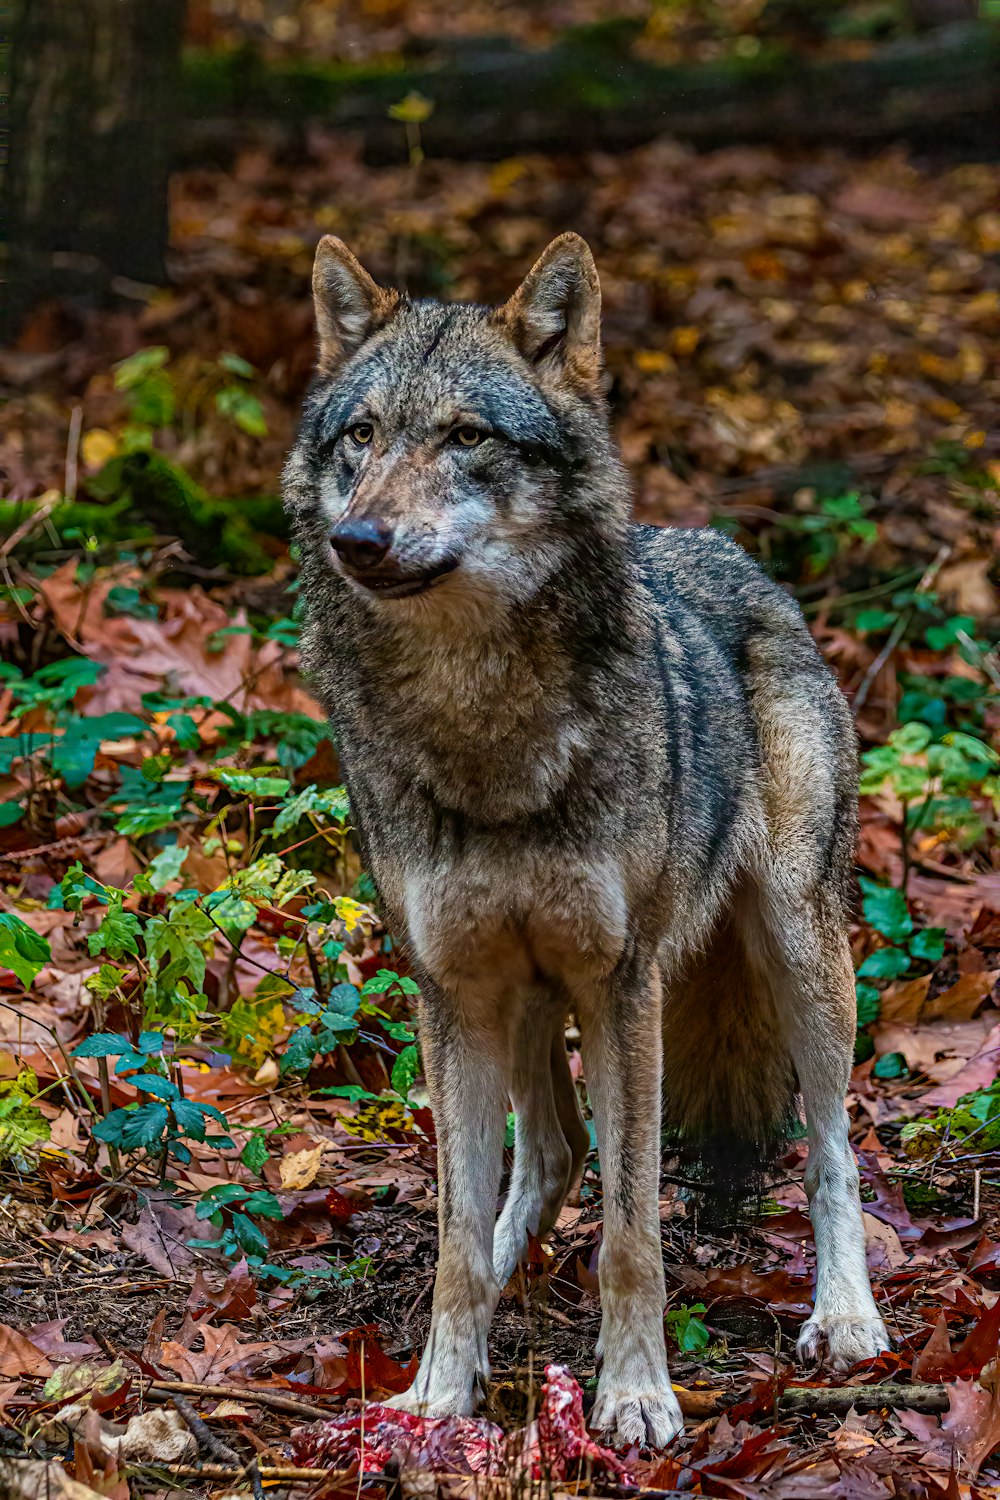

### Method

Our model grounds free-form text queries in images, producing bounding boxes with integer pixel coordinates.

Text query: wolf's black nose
[330,517,393,571]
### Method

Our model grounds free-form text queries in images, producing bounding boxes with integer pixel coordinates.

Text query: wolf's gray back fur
[283,234,888,1448]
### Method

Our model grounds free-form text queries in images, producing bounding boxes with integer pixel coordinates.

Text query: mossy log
[179,20,1000,163]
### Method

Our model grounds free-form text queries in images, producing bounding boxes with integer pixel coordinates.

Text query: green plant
[665,1302,711,1354]
[72,1031,233,1166]
[113,346,267,448]
[860,722,998,890]
[769,491,878,580]
[0,1068,52,1166]
[853,880,945,1064]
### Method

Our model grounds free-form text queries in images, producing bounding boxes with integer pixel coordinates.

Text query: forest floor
[1,126,999,1498]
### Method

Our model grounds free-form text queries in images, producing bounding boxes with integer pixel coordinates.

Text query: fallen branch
[169,1392,264,1500]
[140,1464,351,1482]
[147,1379,333,1422]
[675,1381,951,1418]
[775,1382,950,1416]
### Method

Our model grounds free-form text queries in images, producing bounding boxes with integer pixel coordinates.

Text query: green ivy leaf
[87,898,142,961]
[909,927,946,963]
[243,1190,284,1219]
[241,1133,270,1175]
[231,1213,270,1257]
[380,1018,416,1043]
[391,1044,420,1102]
[888,722,933,754]
[119,1102,170,1150]
[856,982,881,1027]
[279,1025,319,1076]
[857,947,910,979]
[0,914,52,988]
[72,1032,130,1059]
[132,1072,179,1101]
[859,878,913,944]
[171,1098,208,1140]
[873,1051,908,1081]
[854,609,897,633]
[144,845,188,892]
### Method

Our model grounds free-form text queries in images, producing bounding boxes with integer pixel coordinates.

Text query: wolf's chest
[396,840,629,998]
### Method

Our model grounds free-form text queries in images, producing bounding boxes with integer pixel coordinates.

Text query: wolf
[282,232,890,1449]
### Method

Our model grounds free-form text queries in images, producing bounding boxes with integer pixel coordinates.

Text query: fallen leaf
[0,1322,52,1377]
[121,1197,197,1278]
[104,1408,197,1465]
[880,974,932,1026]
[924,972,999,1023]
[279,1143,324,1190]
[942,1378,1000,1475]
[0,1458,105,1500]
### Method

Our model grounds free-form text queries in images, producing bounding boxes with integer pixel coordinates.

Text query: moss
[7,455,287,575]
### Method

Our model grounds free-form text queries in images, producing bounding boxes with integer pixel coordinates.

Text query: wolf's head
[284,234,629,624]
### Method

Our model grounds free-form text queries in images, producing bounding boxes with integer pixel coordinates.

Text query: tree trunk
[3,0,186,339]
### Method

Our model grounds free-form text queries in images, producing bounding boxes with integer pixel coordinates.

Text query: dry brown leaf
[942,1379,1000,1475]
[862,1212,907,1271]
[0,1459,105,1500]
[104,1408,196,1466]
[924,971,1000,1023]
[279,1143,325,1190]
[879,974,932,1027]
[0,1322,53,1378]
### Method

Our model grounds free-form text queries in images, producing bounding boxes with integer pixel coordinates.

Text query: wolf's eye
[454,426,483,447]
[349,422,374,445]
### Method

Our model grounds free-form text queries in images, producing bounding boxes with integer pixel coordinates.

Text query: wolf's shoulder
[630,523,800,633]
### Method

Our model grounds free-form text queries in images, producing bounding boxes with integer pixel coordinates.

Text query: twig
[149,1379,333,1421]
[956,629,1000,693]
[138,1463,349,1483]
[170,1392,240,1466]
[0,999,96,1122]
[170,1392,265,1500]
[0,496,61,560]
[64,404,83,502]
[852,544,951,716]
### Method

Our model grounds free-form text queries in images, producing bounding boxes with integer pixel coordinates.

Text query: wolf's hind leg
[493,1008,588,1287]
[387,986,508,1417]
[578,954,683,1450]
[747,895,889,1371]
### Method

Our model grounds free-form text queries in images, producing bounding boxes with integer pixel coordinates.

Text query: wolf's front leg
[386,989,508,1417]
[579,955,683,1450]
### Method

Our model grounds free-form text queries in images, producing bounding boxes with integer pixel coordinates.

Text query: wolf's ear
[496,233,602,389]
[312,236,399,373]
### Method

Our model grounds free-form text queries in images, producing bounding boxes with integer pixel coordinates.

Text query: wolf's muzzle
[330,519,459,597]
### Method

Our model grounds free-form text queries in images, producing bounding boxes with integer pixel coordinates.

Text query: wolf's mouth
[348,557,459,599]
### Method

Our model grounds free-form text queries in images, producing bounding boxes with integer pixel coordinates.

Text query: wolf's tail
[661,914,798,1226]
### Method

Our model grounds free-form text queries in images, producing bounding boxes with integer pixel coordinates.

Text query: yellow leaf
[252,1057,279,1086]
[634,350,674,374]
[339,1099,414,1141]
[388,91,434,125]
[489,159,527,196]
[670,326,700,356]
[975,212,1000,254]
[81,428,119,471]
[334,895,368,933]
[279,1144,324,1190]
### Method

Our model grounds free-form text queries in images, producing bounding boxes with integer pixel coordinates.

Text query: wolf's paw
[797,1314,890,1371]
[590,1383,684,1451]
